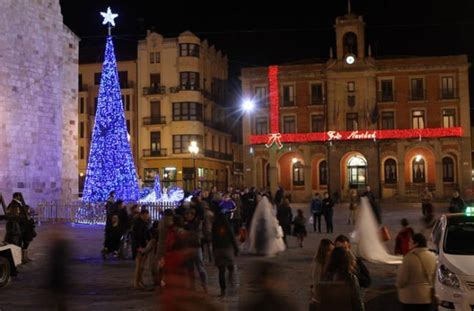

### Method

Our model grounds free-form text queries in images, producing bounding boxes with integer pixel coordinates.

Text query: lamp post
[188,141,199,190]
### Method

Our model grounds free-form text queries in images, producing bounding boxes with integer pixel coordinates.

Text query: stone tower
[0,0,79,206]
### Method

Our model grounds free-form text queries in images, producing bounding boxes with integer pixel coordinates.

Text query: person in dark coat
[449,190,466,213]
[362,186,382,224]
[310,193,323,233]
[212,212,239,297]
[322,192,335,233]
[292,209,307,248]
[274,186,284,207]
[9,193,35,262]
[132,210,150,289]
[102,215,123,258]
[105,191,116,229]
[276,198,293,246]
[243,187,257,229]
[115,200,129,232]
[334,235,371,289]
[4,203,22,247]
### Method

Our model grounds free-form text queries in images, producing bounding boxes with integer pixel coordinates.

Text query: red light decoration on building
[249,65,463,147]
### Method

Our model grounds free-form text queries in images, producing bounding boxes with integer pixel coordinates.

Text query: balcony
[143,149,167,157]
[439,88,459,100]
[409,89,426,101]
[180,84,200,91]
[143,85,166,95]
[376,91,395,102]
[204,150,233,161]
[143,116,166,125]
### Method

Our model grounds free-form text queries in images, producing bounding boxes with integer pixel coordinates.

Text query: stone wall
[0,0,79,207]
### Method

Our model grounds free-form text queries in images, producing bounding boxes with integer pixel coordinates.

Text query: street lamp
[242,99,255,112]
[188,141,199,190]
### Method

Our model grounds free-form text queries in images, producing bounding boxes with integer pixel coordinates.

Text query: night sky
[60,0,474,108]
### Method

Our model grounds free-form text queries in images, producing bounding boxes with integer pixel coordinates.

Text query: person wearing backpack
[310,193,323,233]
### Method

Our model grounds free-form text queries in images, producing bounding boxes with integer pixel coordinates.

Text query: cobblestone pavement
[0,202,444,311]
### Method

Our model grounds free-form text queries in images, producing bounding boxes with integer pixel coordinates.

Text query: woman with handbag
[396,233,437,311]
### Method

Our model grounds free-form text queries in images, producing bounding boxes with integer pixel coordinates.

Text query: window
[311,83,324,105]
[319,160,327,185]
[384,159,397,183]
[380,80,394,102]
[255,117,268,135]
[118,71,128,88]
[282,116,296,133]
[163,167,177,187]
[212,136,216,151]
[125,95,131,111]
[173,102,203,121]
[412,110,425,129]
[347,95,356,107]
[150,52,160,64]
[343,32,358,56]
[173,135,203,154]
[381,111,395,129]
[150,52,155,64]
[347,81,355,92]
[126,120,131,134]
[79,97,84,114]
[179,43,200,57]
[80,146,85,160]
[218,137,222,153]
[442,109,456,128]
[79,122,84,138]
[282,85,295,106]
[180,72,200,90]
[412,157,426,183]
[150,132,161,152]
[410,78,425,100]
[347,155,367,188]
[150,73,161,88]
[94,72,101,85]
[311,114,325,132]
[292,161,304,186]
[443,157,455,182]
[78,74,83,90]
[346,113,358,131]
[441,76,455,99]
[255,87,267,105]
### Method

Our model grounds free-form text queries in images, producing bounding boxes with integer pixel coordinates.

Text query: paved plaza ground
[0,202,445,310]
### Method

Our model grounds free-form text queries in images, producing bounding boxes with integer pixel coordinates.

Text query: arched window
[343,32,358,56]
[292,161,304,186]
[442,157,455,182]
[384,158,397,184]
[347,155,367,188]
[319,160,328,185]
[412,156,426,183]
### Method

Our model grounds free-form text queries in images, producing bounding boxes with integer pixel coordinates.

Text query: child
[293,209,307,248]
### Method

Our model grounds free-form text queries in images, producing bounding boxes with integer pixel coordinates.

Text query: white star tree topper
[100,7,118,27]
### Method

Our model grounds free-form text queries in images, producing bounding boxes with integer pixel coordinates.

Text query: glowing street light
[242,99,255,112]
[188,141,199,190]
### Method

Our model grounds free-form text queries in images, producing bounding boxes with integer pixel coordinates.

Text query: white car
[430,208,474,311]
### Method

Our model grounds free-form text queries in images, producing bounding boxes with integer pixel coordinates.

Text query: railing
[310,97,326,105]
[169,87,180,93]
[143,116,166,125]
[410,89,426,101]
[36,201,178,224]
[143,85,166,95]
[204,150,233,161]
[376,91,395,102]
[180,84,200,91]
[143,149,167,157]
[439,88,459,100]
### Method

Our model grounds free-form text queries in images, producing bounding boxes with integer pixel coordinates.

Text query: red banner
[268,66,279,134]
[249,127,463,145]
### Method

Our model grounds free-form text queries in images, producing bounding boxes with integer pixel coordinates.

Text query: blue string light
[82,36,139,203]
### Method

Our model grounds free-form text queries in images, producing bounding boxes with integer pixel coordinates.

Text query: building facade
[0,0,79,206]
[79,31,242,193]
[242,10,472,202]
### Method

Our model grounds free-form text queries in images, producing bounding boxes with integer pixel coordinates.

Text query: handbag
[381,225,391,241]
[413,252,437,305]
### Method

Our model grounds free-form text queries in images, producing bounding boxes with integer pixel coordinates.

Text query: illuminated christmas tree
[82,8,139,202]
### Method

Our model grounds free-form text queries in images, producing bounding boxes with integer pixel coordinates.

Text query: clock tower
[335,0,366,65]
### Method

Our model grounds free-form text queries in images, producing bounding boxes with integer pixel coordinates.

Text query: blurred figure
[212,211,239,297]
[292,209,307,248]
[310,239,334,310]
[219,193,236,220]
[449,190,466,213]
[201,200,214,263]
[274,186,284,207]
[348,189,358,225]
[102,215,122,259]
[140,220,160,287]
[231,193,243,235]
[245,197,285,257]
[362,186,381,224]
[334,235,371,289]
[396,233,436,311]
[322,192,334,233]
[320,247,365,311]
[310,193,323,233]
[276,198,292,246]
[420,187,432,217]
[132,209,151,289]
[394,218,414,256]
[8,193,36,263]
[104,191,116,229]
[157,209,175,288]
[240,261,296,311]
[4,202,22,247]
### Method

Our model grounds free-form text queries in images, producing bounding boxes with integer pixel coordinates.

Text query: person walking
[420,187,433,217]
[310,239,334,310]
[274,186,284,207]
[131,210,151,289]
[212,211,239,297]
[322,192,334,233]
[394,219,414,256]
[449,190,466,213]
[310,193,323,233]
[348,189,358,225]
[276,198,293,246]
[292,209,307,248]
[396,233,437,311]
